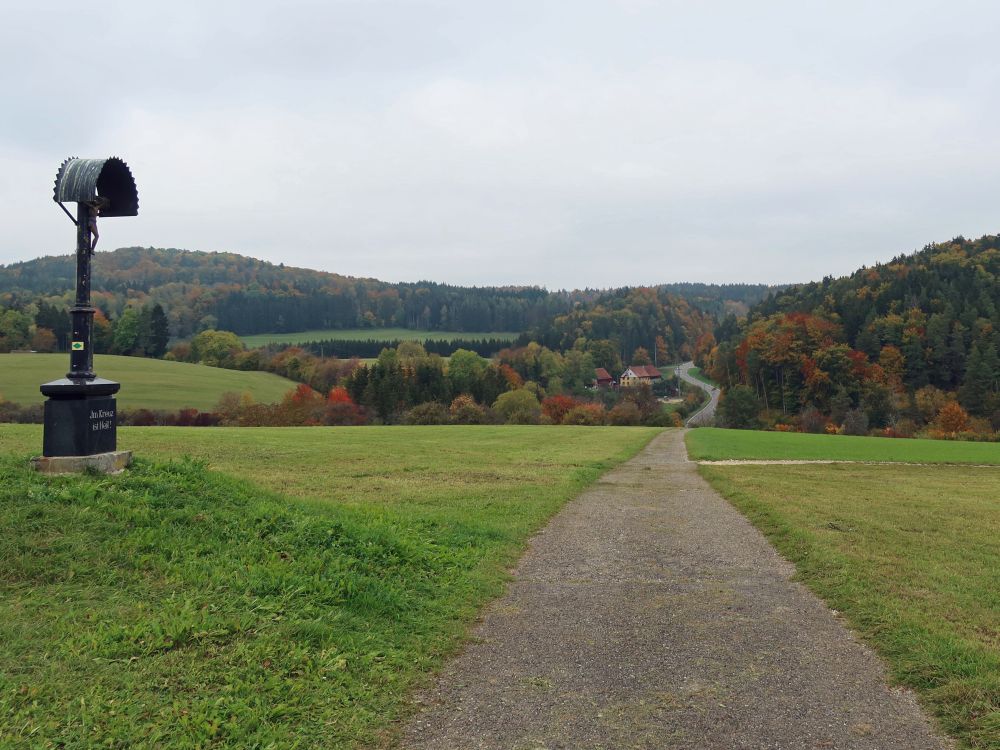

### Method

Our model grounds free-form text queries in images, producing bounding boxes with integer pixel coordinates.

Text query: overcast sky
[3,1,999,289]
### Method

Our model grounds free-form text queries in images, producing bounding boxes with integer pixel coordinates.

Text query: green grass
[687,427,1000,464]
[0,354,297,411]
[685,366,717,388]
[700,463,999,749]
[0,424,659,748]
[240,328,519,348]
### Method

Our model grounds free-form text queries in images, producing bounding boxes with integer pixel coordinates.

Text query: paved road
[402,431,948,750]
[676,361,719,427]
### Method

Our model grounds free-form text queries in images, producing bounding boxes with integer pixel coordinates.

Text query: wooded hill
[705,235,1000,429]
[0,247,778,343]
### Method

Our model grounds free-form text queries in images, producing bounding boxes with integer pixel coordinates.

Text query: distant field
[687,427,1000,464]
[0,353,296,411]
[0,425,659,748]
[701,462,1000,749]
[240,328,519,348]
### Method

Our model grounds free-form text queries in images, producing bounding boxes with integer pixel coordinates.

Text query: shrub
[403,402,451,425]
[0,401,44,424]
[643,409,678,427]
[494,389,541,425]
[541,395,579,424]
[914,386,951,424]
[192,412,222,427]
[934,401,970,434]
[968,417,996,438]
[607,400,641,426]
[842,408,870,436]
[328,386,353,404]
[562,403,605,425]
[622,382,660,420]
[799,406,827,434]
[450,395,490,425]
[123,408,158,426]
[885,418,917,438]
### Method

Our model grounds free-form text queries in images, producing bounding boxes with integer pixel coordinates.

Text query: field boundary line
[697,458,1000,467]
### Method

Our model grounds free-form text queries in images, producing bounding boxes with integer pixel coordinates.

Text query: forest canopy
[703,235,1000,431]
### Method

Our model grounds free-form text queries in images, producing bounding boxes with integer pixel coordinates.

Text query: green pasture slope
[240,327,519,348]
[0,424,659,748]
[0,353,296,411]
[692,429,1000,748]
[687,427,1000,464]
[685,366,717,388]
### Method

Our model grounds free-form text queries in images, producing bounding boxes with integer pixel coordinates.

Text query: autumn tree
[631,347,652,366]
[191,329,245,367]
[541,395,578,424]
[935,401,970,434]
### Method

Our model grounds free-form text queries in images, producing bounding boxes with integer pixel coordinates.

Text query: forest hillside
[0,247,779,341]
[703,235,1000,432]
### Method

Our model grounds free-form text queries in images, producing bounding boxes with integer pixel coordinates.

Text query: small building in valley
[619,364,662,387]
[594,368,614,388]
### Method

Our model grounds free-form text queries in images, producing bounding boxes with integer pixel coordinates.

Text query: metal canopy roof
[53,157,139,217]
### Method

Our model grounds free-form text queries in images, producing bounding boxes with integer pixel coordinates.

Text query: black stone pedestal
[40,378,121,457]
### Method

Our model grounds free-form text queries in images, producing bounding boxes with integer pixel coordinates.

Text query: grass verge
[687,427,1000,464]
[0,425,659,748]
[685,366,717,388]
[700,463,999,749]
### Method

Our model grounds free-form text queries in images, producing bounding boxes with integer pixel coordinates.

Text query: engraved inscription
[90,407,115,432]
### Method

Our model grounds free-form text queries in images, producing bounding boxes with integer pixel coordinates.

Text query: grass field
[686,366,717,388]
[692,428,1000,748]
[687,427,1000,464]
[0,353,297,411]
[701,463,1000,749]
[240,328,519,348]
[0,424,659,748]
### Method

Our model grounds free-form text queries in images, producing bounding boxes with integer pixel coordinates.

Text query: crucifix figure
[85,197,110,251]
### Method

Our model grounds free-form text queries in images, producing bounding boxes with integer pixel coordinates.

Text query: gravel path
[401,430,950,750]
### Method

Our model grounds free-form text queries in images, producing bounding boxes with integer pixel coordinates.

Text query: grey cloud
[3,1,1000,289]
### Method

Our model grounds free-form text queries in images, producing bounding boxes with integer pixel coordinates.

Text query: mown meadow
[691,429,1000,749]
[0,353,296,411]
[0,425,659,748]
[239,327,518,348]
[688,426,1000,464]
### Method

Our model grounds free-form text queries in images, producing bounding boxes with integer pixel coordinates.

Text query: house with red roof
[593,367,614,388]
[619,365,662,387]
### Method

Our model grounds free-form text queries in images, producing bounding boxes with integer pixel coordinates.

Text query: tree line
[0,300,169,358]
[1,247,776,342]
[298,336,523,359]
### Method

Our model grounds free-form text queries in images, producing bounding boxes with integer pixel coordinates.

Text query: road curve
[676,361,719,427]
